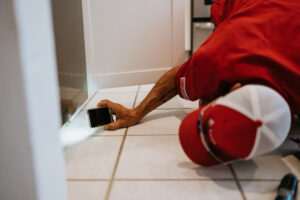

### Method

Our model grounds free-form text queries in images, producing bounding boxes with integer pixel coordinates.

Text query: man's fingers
[230,83,242,91]
[97,99,112,108]
[97,99,116,114]
[104,120,125,131]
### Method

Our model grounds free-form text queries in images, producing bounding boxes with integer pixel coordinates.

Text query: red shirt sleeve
[176,46,232,102]
[176,0,244,102]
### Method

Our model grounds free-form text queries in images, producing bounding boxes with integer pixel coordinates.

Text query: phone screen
[87,107,113,128]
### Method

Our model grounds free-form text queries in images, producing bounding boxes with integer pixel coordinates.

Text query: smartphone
[87,107,113,128]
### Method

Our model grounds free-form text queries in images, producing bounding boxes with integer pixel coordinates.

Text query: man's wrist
[132,107,144,121]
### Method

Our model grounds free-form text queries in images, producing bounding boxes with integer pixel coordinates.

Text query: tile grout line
[153,107,198,110]
[238,179,281,182]
[82,107,196,112]
[104,127,128,200]
[67,178,110,182]
[95,91,139,94]
[104,86,141,200]
[81,90,138,111]
[229,165,247,200]
[127,134,178,136]
[114,178,235,181]
[66,178,236,182]
[66,177,280,182]
[132,85,141,111]
[91,134,179,137]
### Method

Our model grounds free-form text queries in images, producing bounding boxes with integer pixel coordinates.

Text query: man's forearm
[133,65,181,120]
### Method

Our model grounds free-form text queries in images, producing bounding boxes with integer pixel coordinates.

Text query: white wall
[52,0,88,90]
[0,0,66,199]
[82,0,187,89]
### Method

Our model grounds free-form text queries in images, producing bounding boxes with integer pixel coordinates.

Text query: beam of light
[59,111,99,148]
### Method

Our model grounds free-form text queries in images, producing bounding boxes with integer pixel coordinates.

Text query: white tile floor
[64,84,300,200]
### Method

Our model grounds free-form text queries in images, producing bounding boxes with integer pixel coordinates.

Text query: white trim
[185,0,191,51]
[82,0,97,95]
[59,72,86,77]
[58,72,87,89]
[93,68,171,89]
[94,67,171,76]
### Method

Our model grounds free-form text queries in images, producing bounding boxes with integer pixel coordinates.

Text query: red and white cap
[179,85,291,166]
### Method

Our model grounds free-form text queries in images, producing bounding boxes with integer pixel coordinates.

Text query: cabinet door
[83,0,187,89]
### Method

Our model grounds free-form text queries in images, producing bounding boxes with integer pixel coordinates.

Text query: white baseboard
[93,67,171,89]
[58,72,87,90]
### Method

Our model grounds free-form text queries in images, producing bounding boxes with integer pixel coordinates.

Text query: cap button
[255,120,263,127]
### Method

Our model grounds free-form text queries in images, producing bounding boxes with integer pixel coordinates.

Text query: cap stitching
[249,86,261,119]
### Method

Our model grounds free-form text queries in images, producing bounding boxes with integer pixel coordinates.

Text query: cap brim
[179,108,218,166]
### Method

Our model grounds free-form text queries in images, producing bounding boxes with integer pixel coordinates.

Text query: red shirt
[176,0,300,114]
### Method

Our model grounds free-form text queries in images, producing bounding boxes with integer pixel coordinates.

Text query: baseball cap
[179,85,291,166]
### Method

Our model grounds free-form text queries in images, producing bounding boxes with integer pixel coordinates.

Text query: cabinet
[82,0,187,89]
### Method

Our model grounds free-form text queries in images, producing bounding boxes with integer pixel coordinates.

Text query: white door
[0,0,66,199]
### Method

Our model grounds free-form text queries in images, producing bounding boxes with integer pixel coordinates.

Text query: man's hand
[97,64,181,131]
[97,99,140,130]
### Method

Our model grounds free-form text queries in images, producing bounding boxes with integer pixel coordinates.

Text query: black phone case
[87,107,113,128]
